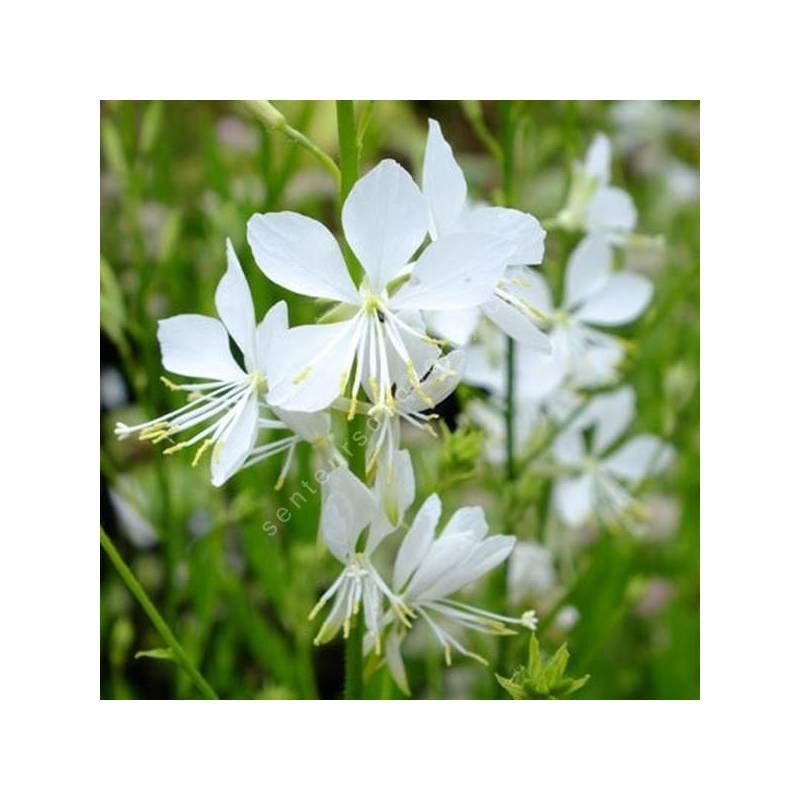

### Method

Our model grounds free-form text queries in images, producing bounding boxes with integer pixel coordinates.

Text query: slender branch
[240,100,341,186]
[500,101,517,483]
[100,526,218,700]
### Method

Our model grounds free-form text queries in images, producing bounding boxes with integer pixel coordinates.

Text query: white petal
[385,627,410,695]
[423,119,467,240]
[564,235,613,310]
[157,314,244,382]
[211,393,259,487]
[256,300,288,383]
[343,159,428,292]
[215,239,257,370]
[397,349,465,414]
[247,211,359,304]
[273,408,330,442]
[420,534,515,600]
[588,386,636,454]
[554,474,594,527]
[575,273,653,326]
[391,232,514,311]
[462,345,505,396]
[367,449,415,555]
[404,532,474,600]
[480,296,551,351]
[603,434,675,482]
[515,344,568,401]
[440,506,488,543]
[320,467,378,562]
[503,266,554,316]
[392,493,442,591]
[266,319,360,412]
[425,308,480,347]
[586,186,637,233]
[459,206,546,266]
[552,429,586,467]
[584,133,611,184]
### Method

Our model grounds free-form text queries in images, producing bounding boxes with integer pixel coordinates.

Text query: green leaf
[140,101,164,155]
[135,647,176,662]
[495,673,527,700]
[101,119,128,186]
[100,256,127,352]
[543,643,570,686]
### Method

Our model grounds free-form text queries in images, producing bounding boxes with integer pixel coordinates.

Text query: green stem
[241,100,341,186]
[495,101,518,696]
[500,101,517,483]
[100,526,218,700]
[336,100,359,205]
[337,99,366,699]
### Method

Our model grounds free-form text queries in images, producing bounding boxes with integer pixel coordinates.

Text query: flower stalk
[337,99,366,699]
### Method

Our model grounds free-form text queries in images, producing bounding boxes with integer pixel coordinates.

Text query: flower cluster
[117,117,673,696]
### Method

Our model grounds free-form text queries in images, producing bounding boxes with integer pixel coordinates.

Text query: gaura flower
[552,386,675,528]
[379,494,535,694]
[247,159,515,415]
[555,132,638,243]
[310,462,415,650]
[115,239,324,486]
[516,234,651,382]
[421,119,551,350]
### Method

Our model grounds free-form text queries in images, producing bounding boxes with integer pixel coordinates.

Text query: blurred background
[100,100,699,699]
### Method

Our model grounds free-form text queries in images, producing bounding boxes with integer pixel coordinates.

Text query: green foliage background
[100,100,699,699]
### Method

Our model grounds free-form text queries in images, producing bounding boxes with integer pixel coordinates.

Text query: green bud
[496,631,590,700]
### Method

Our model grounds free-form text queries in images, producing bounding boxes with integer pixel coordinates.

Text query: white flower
[507,541,556,604]
[522,235,651,382]
[115,239,323,486]
[247,159,516,416]
[556,133,637,243]
[310,464,415,650]
[421,119,551,350]
[552,386,675,528]
[380,494,533,694]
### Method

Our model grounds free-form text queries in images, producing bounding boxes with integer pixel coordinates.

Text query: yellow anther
[368,376,380,403]
[347,393,359,421]
[163,441,187,456]
[422,334,449,347]
[405,361,434,407]
[191,438,214,467]
[293,365,313,385]
[423,423,439,438]
[515,297,547,321]
[509,275,532,288]
[160,376,182,391]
